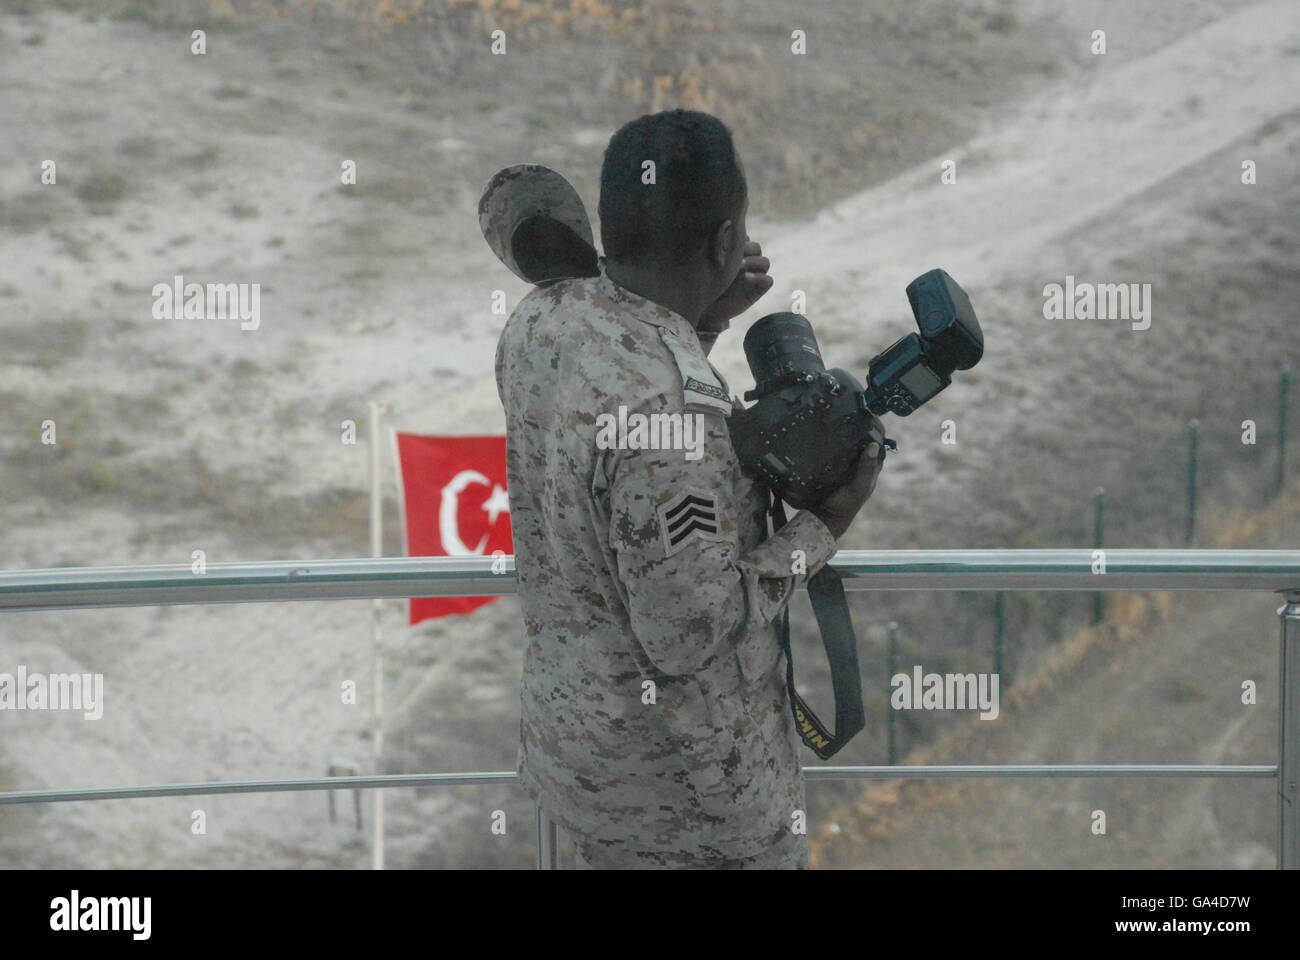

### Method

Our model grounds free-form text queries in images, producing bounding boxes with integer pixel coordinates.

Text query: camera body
[729,269,982,509]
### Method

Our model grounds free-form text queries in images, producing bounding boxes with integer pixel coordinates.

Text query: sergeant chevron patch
[657,488,726,557]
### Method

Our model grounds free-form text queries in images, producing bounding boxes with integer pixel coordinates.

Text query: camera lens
[743,312,826,394]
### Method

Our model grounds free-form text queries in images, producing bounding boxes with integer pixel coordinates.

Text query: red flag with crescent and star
[394,433,513,625]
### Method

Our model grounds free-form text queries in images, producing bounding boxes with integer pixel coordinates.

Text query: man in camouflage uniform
[489,111,883,869]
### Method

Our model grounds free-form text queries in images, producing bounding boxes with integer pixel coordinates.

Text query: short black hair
[598,109,746,265]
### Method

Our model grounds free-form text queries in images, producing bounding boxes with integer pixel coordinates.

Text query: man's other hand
[809,414,887,540]
[698,240,773,349]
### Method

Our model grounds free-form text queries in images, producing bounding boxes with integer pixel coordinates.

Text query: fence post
[1092,487,1105,624]
[887,621,899,766]
[326,762,362,830]
[994,592,1006,682]
[536,806,558,870]
[1186,420,1199,545]
[1279,365,1292,495]
[1279,593,1300,869]
[369,401,387,870]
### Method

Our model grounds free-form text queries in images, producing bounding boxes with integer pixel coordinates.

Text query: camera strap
[769,495,865,760]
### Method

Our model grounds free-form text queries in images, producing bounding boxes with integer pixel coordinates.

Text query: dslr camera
[730,268,983,509]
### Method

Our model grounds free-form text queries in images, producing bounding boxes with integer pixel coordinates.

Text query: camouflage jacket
[494,262,838,860]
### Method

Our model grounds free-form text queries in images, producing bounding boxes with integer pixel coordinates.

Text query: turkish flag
[394,433,513,625]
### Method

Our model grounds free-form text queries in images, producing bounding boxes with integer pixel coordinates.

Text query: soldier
[490,109,885,869]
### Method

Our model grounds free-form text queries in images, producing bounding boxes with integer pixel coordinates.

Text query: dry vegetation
[14,0,1069,219]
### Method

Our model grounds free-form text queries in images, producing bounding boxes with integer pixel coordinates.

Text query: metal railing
[2,550,1298,869]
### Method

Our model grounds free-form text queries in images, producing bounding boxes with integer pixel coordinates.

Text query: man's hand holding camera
[694,236,889,539]
[809,416,887,540]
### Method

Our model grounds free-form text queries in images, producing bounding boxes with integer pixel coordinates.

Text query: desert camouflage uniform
[494,260,838,869]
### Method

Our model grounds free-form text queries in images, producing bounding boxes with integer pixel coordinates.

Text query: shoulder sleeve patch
[657,487,726,557]
[659,328,733,417]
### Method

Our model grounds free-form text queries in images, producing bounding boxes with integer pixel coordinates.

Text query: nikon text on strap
[770,495,865,759]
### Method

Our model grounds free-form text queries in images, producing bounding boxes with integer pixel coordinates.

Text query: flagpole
[370,400,386,871]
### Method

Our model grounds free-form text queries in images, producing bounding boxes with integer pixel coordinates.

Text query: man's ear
[708,218,737,270]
